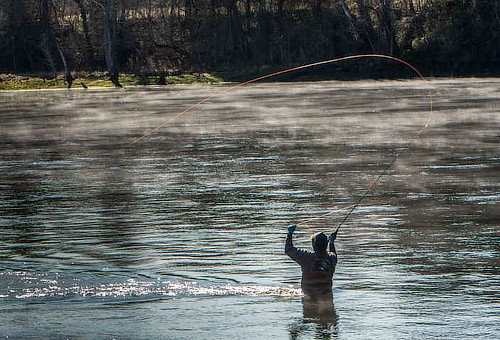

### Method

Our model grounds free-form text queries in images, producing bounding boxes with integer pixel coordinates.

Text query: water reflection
[94,149,142,268]
[289,299,339,339]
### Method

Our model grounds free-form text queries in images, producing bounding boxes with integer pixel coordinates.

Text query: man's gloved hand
[329,230,338,242]
[287,224,297,234]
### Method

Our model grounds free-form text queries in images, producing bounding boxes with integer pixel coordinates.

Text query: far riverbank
[0,72,223,91]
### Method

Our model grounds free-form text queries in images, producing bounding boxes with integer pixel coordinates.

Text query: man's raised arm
[329,230,338,256]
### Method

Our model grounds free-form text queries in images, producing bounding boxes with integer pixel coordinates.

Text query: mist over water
[1,79,499,339]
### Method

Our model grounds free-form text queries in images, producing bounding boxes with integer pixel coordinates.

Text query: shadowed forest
[1,0,499,85]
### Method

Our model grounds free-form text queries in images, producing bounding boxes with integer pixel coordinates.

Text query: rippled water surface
[1,79,499,339]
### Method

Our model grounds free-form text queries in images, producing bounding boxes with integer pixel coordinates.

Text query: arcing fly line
[132,54,433,232]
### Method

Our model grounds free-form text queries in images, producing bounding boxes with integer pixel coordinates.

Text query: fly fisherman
[285,225,338,301]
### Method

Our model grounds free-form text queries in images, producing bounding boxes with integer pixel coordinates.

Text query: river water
[0,79,499,339]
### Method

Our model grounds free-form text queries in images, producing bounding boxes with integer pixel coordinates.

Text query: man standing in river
[285,225,338,301]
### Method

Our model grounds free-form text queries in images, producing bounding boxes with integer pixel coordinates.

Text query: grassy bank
[0,72,223,91]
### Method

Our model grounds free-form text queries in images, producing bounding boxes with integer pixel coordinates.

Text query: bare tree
[356,0,377,52]
[103,0,122,87]
[39,0,57,72]
[380,0,398,55]
[73,0,95,68]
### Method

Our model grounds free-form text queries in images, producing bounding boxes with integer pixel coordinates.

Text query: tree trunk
[56,42,73,88]
[313,0,323,18]
[40,0,57,72]
[73,0,95,69]
[225,0,244,61]
[210,0,216,18]
[381,0,398,55]
[275,0,289,64]
[49,0,74,88]
[245,0,251,31]
[341,1,361,41]
[103,0,121,87]
[356,0,377,52]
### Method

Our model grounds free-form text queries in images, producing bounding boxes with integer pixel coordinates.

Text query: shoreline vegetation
[0,63,429,91]
[2,69,496,92]
[0,72,223,91]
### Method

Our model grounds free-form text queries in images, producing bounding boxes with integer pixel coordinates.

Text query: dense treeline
[1,0,499,85]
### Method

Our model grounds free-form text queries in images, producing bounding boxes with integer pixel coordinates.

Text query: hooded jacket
[285,232,337,298]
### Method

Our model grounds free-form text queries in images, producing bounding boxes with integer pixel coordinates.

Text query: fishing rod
[132,54,433,232]
[334,146,408,234]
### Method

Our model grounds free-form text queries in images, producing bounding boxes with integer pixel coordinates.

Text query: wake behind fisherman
[285,225,338,301]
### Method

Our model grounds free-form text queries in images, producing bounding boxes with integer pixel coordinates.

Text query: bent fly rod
[132,54,433,233]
